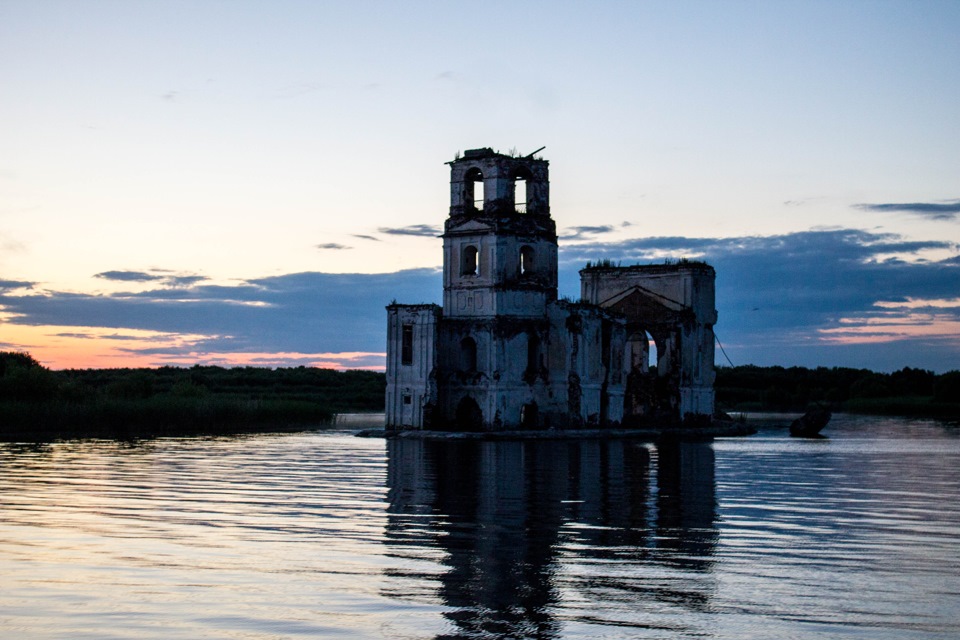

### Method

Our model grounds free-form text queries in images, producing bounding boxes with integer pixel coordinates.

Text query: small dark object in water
[790,408,831,437]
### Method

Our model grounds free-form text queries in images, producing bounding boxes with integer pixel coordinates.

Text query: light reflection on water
[384,438,719,638]
[1,414,959,639]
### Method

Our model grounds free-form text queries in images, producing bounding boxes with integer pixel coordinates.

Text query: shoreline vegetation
[715,364,960,421]
[0,351,384,442]
[1,351,957,442]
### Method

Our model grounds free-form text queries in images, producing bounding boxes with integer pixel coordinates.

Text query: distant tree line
[0,351,386,441]
[4,351,957,441]
[716,364,960,418]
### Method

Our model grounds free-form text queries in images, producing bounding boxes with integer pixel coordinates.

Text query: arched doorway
[455,397,483,432]
[623,328,661,425]
[625,329,657,373]
[520,402,538,429]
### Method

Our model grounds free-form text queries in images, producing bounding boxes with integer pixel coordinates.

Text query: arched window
[512,167,532,213]
[461,245,479,276]
[519,245,534,276]
[460,337,477,372]
[647,331,659,372]
[464,167,484,211]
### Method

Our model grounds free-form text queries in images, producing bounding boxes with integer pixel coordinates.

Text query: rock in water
[790,408,831,437]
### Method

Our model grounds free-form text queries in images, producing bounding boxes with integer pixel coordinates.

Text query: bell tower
[442,148,557,318]
[387,146,634,432]
[435,147,559,429]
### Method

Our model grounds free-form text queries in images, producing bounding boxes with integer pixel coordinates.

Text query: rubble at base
[357,422,756,441]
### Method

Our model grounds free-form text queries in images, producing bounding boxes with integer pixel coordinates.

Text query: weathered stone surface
[385,148,718,433]
[581,263,717,424]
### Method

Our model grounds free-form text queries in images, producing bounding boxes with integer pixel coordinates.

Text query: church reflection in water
[383,438,718,637]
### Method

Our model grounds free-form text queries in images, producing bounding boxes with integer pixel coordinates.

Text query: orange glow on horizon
[873,297,960,309]
[1,324,385,371]
[817,313,960,345]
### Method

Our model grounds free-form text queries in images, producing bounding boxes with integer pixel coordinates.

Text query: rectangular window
[401,325,413,365]
[402,394,412,405]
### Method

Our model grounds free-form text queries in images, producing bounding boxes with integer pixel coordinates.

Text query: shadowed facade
[386,148,716,430]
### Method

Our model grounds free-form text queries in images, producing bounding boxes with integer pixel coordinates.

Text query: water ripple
[2,416,959,638]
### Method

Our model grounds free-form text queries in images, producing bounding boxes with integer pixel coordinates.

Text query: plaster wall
[580,265,716,421]
[384,148,699,432]
[385,304,440,428]
[443,232,556,319]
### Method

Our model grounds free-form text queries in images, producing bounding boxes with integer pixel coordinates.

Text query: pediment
[446,219,494,235]
[602,286,687,323]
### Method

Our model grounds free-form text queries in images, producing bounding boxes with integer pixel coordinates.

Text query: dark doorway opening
[520,402,539,429]
[455,397,483,431]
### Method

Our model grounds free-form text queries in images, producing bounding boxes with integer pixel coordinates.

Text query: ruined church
[386,148,716,431]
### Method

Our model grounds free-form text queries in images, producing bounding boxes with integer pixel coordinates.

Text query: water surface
[2,414,958,638]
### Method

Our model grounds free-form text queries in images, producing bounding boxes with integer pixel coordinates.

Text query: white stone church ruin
[385,148,716,431]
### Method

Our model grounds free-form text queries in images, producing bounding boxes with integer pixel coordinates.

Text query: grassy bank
[0,397,337,441]
[0,352,386,442]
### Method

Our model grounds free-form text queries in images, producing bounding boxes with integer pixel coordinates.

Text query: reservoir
[2,414,958,638]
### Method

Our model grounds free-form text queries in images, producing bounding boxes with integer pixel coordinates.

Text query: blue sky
[1,0,958,371]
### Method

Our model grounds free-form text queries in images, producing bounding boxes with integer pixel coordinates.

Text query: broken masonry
[386,148,716,431]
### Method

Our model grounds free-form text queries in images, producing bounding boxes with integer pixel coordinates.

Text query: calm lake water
[2,414,959,639]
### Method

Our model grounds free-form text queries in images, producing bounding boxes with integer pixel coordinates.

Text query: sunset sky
[2,0,959,372]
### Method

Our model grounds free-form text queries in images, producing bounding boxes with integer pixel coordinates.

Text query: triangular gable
[445,219,494,235]
[600,285,686,313]
[600,287,695,329]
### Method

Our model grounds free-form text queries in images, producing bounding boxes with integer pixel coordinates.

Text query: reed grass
[0,395,335,442]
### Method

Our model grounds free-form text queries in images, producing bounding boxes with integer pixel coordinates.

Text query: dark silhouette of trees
[716,364,958,418]
[0,351,387,441]
[2,349,955,441]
